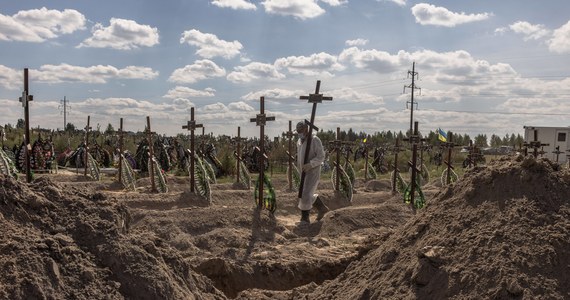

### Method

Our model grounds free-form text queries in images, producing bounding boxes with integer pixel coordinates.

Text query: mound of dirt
[233,156,570,299]
[308,155,570,299]
[0,176,225,300]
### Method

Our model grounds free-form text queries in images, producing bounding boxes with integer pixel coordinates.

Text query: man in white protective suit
[296,121,329,226]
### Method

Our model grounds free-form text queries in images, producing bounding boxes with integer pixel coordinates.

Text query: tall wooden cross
[285,121,295,191]
[298,80,333,198]
[250,96,275,209]
[83,116,92,177]
[146,116,157,193]
[442,133,456,185]
[182,107,203,193]
[391,138,405,193]
[19,68,34,183]
[403,121,425,210]
[117,118,124,182]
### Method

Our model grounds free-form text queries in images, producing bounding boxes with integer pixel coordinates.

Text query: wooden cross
[328,127,352,190]
[233,126,247,184]
[84,115,92,177]
[250,96,275,209]
[552,146,562,162]
[19,68,34,183]
[182,107,203,193]
[117,118,124,183]
[390,138,405,193]
[285,121,295,191]
[441,133,455,185]
[298,80,333,198]
[145,116,157,193]
[362,138,373,181]
[523,129,549,158]
[465,140,483,168]
[403,121,424,210]
[0,127,4,149]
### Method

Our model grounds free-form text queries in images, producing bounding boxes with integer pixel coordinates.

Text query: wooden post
[285,121,295,190]
[404,122,424,210]
[146,116,157,193]
[443,134,455,185]
[182,107,203,192]
[235,126,242,183]
[391,138,405,193]
[84,116,91,177]
[250,97,275,209]
[328,128,353,191]
[118,118,124,182]
[553,146,562,162]
[298,80,333,198]
[19,68,34,183]
[363,139,370,181]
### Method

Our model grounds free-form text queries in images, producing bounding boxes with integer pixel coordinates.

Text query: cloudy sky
[1,0,570,139]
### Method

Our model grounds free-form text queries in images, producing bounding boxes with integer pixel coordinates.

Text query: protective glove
[302,163,312,172]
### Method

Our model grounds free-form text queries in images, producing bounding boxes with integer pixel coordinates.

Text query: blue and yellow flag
[437,128,447,142]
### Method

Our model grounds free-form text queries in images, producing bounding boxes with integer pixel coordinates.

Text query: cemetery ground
[1,154,569,299]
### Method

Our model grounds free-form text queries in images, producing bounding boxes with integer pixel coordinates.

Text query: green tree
[105,123,115,135]
[474,134,488,147]
[65,122,76,132]
[16,118,25,129]
[490,134,502,147]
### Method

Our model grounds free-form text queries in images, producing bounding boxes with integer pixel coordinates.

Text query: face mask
[298,133,305,140]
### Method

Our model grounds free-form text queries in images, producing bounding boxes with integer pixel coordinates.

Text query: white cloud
[378,0,406,6]
[169,60,226,84]
[31,64,158,84]
[228,101,255,111]
[261,0,325,20]
[345,38,369,46]
[78,18,159,50]
[509,21,550,41]
[180,29,242,59]
[275,52,345,76]
[494,27,508,35]
[339,47,403,73]
[163,86,216,99]
[548,21,570,54]
[411,3,491,27]
[0,65,21,89]
[241,88,304,101]
[320,0,348,6]
[329,87,384,104]
[0,7,85,42]
[211,0,257,10]
[227,62,285,83]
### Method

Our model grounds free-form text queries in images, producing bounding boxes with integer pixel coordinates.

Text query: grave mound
[0,175,224,300]
[310,155,570,299]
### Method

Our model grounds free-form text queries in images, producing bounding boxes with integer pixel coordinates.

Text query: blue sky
[1,0,570,139]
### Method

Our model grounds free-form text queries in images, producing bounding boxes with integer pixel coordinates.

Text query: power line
[424,109,570,116]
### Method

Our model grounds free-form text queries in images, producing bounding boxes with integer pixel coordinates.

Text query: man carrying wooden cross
[296,121,329,226]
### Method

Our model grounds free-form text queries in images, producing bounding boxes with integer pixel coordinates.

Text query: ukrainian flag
[437,128,447,142]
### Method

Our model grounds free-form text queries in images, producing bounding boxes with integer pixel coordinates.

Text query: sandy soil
[1,154,569,299]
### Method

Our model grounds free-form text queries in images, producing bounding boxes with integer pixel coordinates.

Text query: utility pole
[59,96,70,130]
[404,62,421,137]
